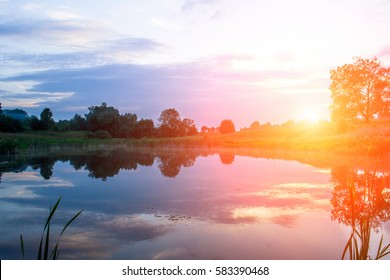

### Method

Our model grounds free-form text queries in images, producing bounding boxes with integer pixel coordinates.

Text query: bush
[219,119,235,134]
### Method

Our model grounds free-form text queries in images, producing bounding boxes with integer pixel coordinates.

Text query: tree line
[0,102,236,137]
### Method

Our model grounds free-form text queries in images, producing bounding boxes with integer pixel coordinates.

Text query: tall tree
[85,102,120,136]
[40,108,55,130]
[330,57,390,122]
[157,108,182,137]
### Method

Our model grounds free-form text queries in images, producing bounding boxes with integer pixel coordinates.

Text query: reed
[20,196,83,260]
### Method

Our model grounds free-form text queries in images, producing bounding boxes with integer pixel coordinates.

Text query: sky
[1,0,390,128]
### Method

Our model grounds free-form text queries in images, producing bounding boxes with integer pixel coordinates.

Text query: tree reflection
[0,148,208,181]
[218,151,235,165]
[30,157,55,180]
[156,151,197,178]
[68,149,155,181]
[331,166,390,259]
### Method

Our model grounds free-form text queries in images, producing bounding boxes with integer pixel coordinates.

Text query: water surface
[0,148,389,259]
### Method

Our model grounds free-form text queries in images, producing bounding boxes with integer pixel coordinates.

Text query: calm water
[0,148,389,259]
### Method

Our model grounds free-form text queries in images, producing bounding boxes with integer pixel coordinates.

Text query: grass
[20,196,83,260]
[0,131,114,154]
[1,120,389,155]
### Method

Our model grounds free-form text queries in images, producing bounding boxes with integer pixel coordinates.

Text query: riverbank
[1,121,389,156]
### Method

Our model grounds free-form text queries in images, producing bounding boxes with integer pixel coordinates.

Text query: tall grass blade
[20,234,25,259]
[20,196,82,260]
[37,235,43,260]
[44,222,50,260]
[60,210,83,237]
[44,197,62,231]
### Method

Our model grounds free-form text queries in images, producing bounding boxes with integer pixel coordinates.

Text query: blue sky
[1,0,390,127]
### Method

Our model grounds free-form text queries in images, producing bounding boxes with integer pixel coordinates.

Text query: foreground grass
[20,196,83,260]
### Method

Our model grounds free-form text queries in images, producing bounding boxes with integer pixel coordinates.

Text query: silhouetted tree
[117,113,138,138]
[157,108,182,137]
[330,57,390,122]
[219,119,235,134]
[55,120,70,131]
[181,118,198,136]
[133,119,155,138]
[85,103,120,137]
[70,114,87,131]
[249,121,261,130]
[0,114,23,132]
[40,108,55,130]
[0,103,2,115]
[30,116,41,130]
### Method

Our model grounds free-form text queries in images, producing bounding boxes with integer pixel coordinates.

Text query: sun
[301,108,320,123]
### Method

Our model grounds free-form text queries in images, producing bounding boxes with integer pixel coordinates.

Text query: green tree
[40,108,55,130]
[85,103,120,137]
[118,113,138,138]
[55,120,70,132]
[30,116,41,130]
[133,119,155,138]
[0,114,23,132]
[330,57,390,122]
[182,118,198,136]
[157,108,182,137]
[70,114,87,131]
[219,119,235,134]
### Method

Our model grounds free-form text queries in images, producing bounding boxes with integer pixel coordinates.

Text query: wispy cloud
[1,57,329,124]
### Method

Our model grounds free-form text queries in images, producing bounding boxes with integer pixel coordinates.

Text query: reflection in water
[0,148,203,180]
[218,151,235,165]
[157,152,197,178]
[331,166,390,259]
[31,157,55,180]
[1,148,389,260]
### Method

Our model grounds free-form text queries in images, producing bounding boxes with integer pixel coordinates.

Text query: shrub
[219,119,235,134]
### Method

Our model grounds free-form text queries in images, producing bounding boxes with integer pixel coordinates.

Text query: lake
[0,147,389,259]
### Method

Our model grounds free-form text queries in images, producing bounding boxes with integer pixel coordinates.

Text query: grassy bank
[0,131,113,154]
[1,121,389,156]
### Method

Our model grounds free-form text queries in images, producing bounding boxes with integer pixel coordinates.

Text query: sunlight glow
[301,108,320,123]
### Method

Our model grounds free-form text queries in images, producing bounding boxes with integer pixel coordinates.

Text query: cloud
[1,55,329,125]
[106,37,165,53]
[181,0,221,11]
[0,18,113,50]
[0,19,85,37]
[2,36,164,69]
